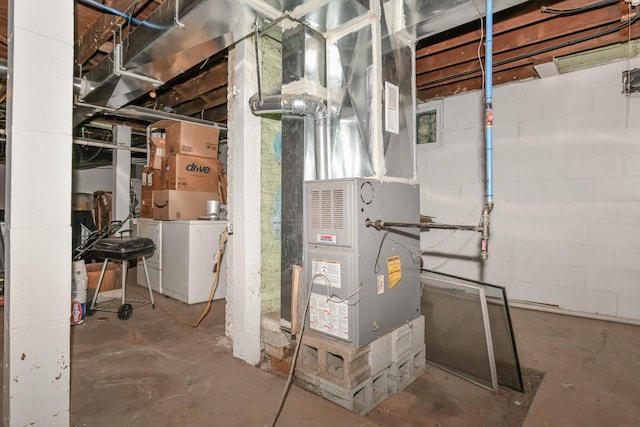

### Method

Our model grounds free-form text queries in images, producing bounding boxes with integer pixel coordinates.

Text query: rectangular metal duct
[385,0,530,41]
[286,0,528,42]
[80,0,279,109]
[326,22,376,179]
[79,0,530,111]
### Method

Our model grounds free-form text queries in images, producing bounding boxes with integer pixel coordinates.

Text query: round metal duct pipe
[249,92,328,180]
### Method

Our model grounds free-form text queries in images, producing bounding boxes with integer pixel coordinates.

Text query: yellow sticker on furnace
[387,255,402,289]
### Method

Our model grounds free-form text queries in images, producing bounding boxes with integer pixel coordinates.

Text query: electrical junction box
[304,178,421,348]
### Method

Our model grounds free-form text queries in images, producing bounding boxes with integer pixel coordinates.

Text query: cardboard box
[140,188,153,218]
[153,190,219,220]
[72,193,93,211]
[140,167,164,219]
[164,154,219,192]
[151,120,219,159]
[142,167,165,191]
[149,137,166,170]
[86,262,122,293]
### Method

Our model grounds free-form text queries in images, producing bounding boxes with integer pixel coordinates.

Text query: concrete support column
[4,1,73,426]
[112,125,132,224]
[226,39,262,365]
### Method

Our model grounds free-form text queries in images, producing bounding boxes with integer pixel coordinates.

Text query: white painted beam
[4,1,73,425]
[226,39,262,365]
[112,125,132,226]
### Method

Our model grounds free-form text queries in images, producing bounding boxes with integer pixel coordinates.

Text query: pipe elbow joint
[248,92,263,113]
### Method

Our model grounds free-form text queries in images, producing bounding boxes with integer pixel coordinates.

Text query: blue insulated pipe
[485,0,494,205]
[481,0,494,259]
[80,0,165,30]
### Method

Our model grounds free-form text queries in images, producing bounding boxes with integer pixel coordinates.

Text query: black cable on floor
[268,274,315,427]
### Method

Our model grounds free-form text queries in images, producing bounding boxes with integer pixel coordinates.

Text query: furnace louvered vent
[310,189,345,230]
[311,190,321,229]
[322,190,332,228]
[334,190,344,229]
[306,181,352,247]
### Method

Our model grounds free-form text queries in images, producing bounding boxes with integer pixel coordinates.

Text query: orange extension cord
[135,226,229,328]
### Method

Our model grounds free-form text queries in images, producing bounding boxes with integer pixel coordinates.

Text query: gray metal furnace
[305,178,421,347]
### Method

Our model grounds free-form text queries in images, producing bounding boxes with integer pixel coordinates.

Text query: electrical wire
[386,235,423,264]
[421,8,640,88]
[127,0,139,29]
[126,0,139,50]
[313,273,363,306]
[329,284,364,306]
[541,0,618,16]
[373,231,390,274]
[471,0,486,90]
[79,146,105,164]
[268,273,316,427]
[142,227,228,328]
[254,23,263,104]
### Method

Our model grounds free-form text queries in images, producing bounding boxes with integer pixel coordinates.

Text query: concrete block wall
[418,57,640,320]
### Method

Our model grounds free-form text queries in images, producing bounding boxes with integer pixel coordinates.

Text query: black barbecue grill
[89,234,156,320]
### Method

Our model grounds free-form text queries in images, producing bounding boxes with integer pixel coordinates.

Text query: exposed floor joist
[417,0,640,100]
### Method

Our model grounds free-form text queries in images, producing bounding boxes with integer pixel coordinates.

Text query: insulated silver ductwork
[0,59,83,94]
[74,0,531,118]
[249,93,328,180]
[79,0,280,110]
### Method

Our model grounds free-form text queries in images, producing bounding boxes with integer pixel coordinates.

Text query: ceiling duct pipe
[0,59,83,93]
[78,0,282,110]
[249,92,328,180]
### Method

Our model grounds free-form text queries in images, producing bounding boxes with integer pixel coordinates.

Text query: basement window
[417,100,443,149]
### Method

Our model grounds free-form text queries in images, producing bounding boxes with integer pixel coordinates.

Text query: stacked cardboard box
[140,120,224,220]
[149,136,165,170]
[152,190,220,221]
[140,167,164,218]
[164,154,220,192]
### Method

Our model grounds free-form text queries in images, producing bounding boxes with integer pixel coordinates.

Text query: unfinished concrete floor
[3,284,640,426]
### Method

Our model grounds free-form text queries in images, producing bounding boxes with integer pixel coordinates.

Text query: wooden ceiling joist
[174,86,227,117]
[155,60,228,108]
[417,5,622,75]
[418,67,539,100]
[416,0,616,58]
[421,17,638,86]
[76,0,143,66]
[417,0,639,99]
[199,105,228,123]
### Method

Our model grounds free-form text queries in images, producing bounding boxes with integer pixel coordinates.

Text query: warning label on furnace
[309,292,349,340]
[312,259,341,289]
[387,255,402,289]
